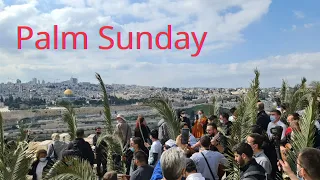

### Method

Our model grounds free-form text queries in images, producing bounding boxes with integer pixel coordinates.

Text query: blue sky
[0,0,320,87]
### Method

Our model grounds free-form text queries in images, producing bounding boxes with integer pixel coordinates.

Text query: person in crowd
[192,110,206,138]
[180,110,191,130]
[177,122,197,147]
[184,158,206,180]
[114,114,132,148]
[190,135,228,180]
[144,129,162,166]
[103,171,118,180]
[207,115,218,125]
[134,115,151,144]
[150,139,177,180]
[267,109,287,141]
[28,149,54,180]
[229,107,237,122]
[130,151,154,180]
[191,123,228,153]
[160,147,186,180]
[284,113,300,138]
[246,133,272,176]
[66,128,94,166]
[219,112,232,136]
[47,133,67,162]
[93,127,108,178]
[129,137,149,176]
[278,147,320,180]
[256,102,270,132]
[250,125,278,180]
[233,142,266,180]
[158,119,169,144]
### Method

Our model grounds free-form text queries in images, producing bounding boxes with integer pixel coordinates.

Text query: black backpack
[64,141,83,159]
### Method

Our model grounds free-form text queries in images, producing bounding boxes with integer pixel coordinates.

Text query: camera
[270,126,283,160]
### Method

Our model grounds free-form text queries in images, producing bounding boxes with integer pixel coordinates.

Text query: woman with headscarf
[134,115,151,144]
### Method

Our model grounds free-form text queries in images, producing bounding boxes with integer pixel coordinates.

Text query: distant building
[60,89,78,102]
[16,79,21,84]
[70,78,78,84]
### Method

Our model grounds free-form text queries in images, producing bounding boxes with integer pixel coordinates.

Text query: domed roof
[64,89,73,95]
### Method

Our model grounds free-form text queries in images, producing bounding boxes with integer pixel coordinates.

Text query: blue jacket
[151,161,163,180]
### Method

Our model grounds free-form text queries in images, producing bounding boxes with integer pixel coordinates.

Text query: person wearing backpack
[158,119,169,144]
[66,129,94,166]
[47,133,67,162]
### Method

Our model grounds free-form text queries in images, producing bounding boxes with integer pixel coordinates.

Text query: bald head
[257,102,264,111]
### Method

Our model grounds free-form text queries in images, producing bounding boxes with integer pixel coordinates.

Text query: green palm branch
[0,112,4,162]
[209,96,219,116]
[0,141,34,180]
[61,102,77,140]
[281,79,288,103]
[286,77,308,114]
[44,157,95,180]
[95,73,113,134]
[95,73,125,173]
[226,69,260,179]
[146,96,180,140]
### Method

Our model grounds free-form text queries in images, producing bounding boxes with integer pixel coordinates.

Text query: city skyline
[1,0,320,88]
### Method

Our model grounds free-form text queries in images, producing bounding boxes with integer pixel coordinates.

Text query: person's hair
[230,107,237,114]
[220,112,229,120]
[208,115,218,121]
[280,103,287,110]
[76,129,85,138]
[96,127,101,130]
[36,149,47,159]
[160,147,186,180]
[51,133,60,141]
[291,120,301,131]
[248,133,264,149]
[292,113,300,120]
[103,171,117,180]
[134,150,148,164]
[257,102,265,111]
[232,142,253,158]
[132,137,145,150]
[207,122,217,130]
[198,110,204,114]
[200,135,211,148]
[136,115,145,127]
[150,129,159,139]
[180,122,188,129]
[180,110,186,115]
[298,148,320,179]
[185,158,197,173]
[270,109,281,116]
[251,125,263,135]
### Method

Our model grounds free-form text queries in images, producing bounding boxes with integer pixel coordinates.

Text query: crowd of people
[28,102,320,180]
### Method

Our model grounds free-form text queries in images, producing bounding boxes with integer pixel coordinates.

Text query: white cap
[165,139,176,147]
[116,114,126,121]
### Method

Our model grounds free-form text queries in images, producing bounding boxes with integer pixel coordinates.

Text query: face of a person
[234,153,245,166]
[246,136,257,151]
[39,152,47,159]
[206,126,215,136]
[219,115,225,122]
[270,112,280,121]
[287,115,294,123]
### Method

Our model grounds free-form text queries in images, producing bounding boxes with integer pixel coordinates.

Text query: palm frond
[281,79,288,103]
[1,141,34,180]
[95,73,113,134]
[209,96,216,116]
[146,96,180,139]
[0,112,4,162]
[44,157,95,180]
[287,78,308,114]
[287,84,319,172]
[226,69,260,179]
[61,102,77,140]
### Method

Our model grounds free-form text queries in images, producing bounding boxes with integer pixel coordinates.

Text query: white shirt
[148,140,162,165]
[186,173,206,180]
[267,120,287,141]
[190,150,228,180]
[189,134,197,146]
[36,160,48,180]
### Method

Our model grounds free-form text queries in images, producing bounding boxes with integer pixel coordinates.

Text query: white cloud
[292,25,297,31]
[2,0,318,88]
[293,10,305,19]
[304,23,314,28]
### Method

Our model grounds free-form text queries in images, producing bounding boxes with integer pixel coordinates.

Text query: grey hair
[160,147,186,180]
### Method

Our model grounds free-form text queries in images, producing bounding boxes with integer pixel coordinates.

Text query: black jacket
[257,111,270,132]
[222,121,233,136]
[28,158,54,180]
[67,138,94,166]
[240,159,266,180]
[93,134,108,160]
[134,125,151,143]
[181,117,191,130]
